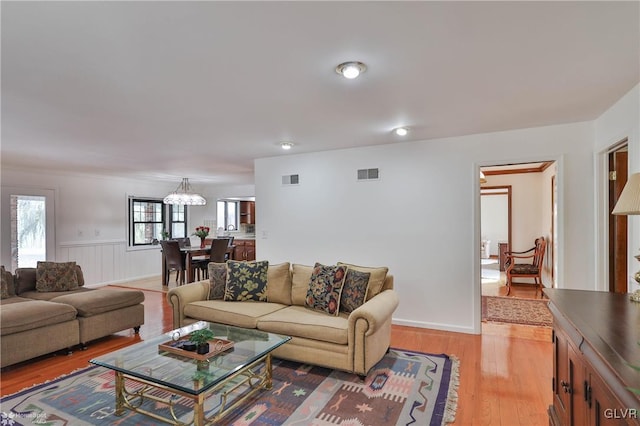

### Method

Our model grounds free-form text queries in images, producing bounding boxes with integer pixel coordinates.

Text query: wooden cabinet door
[553,329,571,426]
[233,241,245,260]
[588,370,635,426]
[245,241,256,261]
[567,344,587,426]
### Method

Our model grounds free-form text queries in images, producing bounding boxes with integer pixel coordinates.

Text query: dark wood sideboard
[545,289,640,426]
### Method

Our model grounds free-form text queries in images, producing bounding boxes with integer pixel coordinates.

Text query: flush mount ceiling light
[393,127,409,136]
[280,141,294,150]
[335,61,367,79]
[163,178,207,205]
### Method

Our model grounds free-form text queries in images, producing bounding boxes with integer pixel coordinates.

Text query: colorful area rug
[0,349,459,425]
[482,295,553,327]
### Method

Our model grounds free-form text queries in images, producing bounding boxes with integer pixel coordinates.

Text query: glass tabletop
[90,321,290,395]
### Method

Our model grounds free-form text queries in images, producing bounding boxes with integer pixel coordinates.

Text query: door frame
[474,156,564,334]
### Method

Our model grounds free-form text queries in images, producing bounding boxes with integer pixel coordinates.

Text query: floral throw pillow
[340,269,371,313]
[305,263,347,316]
[35,261,79,292]
[224,260,269,302]
[208,262,227,300]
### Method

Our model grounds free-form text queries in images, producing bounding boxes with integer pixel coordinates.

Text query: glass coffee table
[90,321,291,426]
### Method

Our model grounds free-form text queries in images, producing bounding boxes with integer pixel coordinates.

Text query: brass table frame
[113,353,273,426]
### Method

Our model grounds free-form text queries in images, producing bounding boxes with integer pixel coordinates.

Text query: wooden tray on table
[159,337,234,361]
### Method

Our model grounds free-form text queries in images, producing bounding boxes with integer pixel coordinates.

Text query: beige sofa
[167,262,399,376]
[1,265,145,368]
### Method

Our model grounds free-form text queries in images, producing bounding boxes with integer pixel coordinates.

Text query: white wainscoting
[58,240,128,286]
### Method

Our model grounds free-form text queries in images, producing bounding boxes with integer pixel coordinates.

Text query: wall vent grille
[282,174,300,185]
[357,168,379,180]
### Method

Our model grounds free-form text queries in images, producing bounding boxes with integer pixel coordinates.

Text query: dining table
[161,243,235,285]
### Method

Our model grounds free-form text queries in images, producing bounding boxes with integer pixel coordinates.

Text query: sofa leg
[66,347,74,355]
[80,343,88,351]
[134,326,141,334]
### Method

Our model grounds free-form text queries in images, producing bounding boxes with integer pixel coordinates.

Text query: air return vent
[357,168,379,181]
[282,174,300,185]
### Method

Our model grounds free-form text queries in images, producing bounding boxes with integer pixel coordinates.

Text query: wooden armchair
[504,237,546,297]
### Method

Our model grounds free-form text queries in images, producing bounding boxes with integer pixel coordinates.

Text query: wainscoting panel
[58,240,127,286]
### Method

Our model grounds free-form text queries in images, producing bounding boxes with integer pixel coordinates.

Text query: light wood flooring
[0,276,552,425]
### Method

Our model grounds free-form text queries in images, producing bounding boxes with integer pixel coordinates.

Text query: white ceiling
[2,1,639,185]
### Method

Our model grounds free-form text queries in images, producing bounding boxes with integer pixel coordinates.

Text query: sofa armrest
[166,280,210,329]
[348,289,399,334]
[348,289,399,375]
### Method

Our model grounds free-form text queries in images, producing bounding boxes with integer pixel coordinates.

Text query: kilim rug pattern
[481,295,553,327]
[0,349,459,426]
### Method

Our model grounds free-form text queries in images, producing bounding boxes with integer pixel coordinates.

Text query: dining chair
[160,240,186,286]
[193,239,230,280]
[504,236,546,297]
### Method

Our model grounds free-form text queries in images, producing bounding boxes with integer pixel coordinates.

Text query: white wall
[255,121,594,334]
[594,84,640,291]
[0,168,254,285]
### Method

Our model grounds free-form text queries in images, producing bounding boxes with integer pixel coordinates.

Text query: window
[10,195,47,269]
[128,198,188,246]
[217,200,238,231]
[170,205,187,238]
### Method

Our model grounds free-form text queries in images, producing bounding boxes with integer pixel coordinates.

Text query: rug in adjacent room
[482,295,553,327]
[0,349,459,426]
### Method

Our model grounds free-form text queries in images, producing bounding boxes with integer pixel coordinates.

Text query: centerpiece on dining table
[192,226,210,248]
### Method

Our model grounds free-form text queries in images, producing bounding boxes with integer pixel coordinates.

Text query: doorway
[480,161,557,315]
[608,142,628,293]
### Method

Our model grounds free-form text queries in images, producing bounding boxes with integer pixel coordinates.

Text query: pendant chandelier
[163,178,207,205]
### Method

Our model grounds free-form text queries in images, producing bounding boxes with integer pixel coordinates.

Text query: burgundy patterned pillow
[35,261,79,292]
[305,263,347,316]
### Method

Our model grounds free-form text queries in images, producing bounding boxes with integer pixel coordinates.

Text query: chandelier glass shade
[163,178,207,205]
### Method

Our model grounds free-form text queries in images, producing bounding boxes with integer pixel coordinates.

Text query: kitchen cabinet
[546,289,640,426]
[233,239,255,261]
[239,201,255,224]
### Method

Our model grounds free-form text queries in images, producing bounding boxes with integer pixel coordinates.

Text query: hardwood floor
[0,279,552,425]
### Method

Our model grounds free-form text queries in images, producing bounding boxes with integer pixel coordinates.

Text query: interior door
[608,147,628,293]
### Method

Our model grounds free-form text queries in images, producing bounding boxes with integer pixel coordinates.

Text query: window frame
[128,197,188,247]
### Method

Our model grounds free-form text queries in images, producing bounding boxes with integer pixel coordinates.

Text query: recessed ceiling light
[335,61,367,79]
[280,141,294,150]
[393,127,409,136]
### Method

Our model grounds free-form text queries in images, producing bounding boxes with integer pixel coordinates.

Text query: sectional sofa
[167,261,399,376]
[0,263,145,368]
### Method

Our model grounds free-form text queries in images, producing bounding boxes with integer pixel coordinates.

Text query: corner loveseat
[1,262,145,368]
[167,261,399,376]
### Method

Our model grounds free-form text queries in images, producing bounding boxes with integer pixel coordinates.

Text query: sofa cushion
[337,262,389,301]
[15,265,85,295]
[257,306,349,345]
[207,262,227,300]
[184,300,287,329]
[49,288,145,317]
[20,287,95,301]
[224,260,268,302]
[305,263,347,316]
[340,269,371,313]
[291,264,314,306]
[36,261,79,292]
[1,266,13,299]
[0,300,77,336]
[267,262,292,305]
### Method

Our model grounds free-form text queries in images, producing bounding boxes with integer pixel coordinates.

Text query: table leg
[186,252,194,283]
[265,354,273,390]
[193,394,205,426]
[162,253,168,286]
[114,371,125,416]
